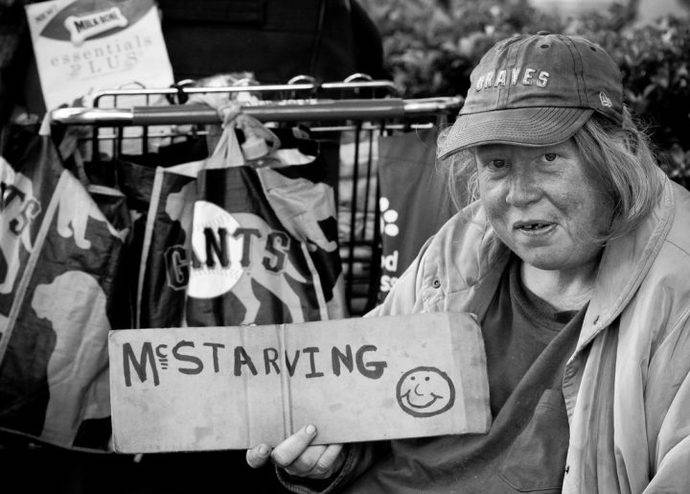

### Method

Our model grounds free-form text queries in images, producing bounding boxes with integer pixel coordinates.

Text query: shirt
[343,257,585,493]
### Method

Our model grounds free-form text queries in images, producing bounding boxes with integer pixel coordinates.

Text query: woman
[247,33,690,493]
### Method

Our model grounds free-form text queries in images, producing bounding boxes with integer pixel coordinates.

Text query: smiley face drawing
[396,366,456,417]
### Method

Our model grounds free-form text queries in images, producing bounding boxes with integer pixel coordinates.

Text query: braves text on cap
[475,67,550,91]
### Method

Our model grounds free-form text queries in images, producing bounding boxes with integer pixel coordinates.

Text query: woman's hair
[438,107,665,240]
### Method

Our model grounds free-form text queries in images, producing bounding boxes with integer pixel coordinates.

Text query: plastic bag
[185,124,346,325]
[0,129,128,448]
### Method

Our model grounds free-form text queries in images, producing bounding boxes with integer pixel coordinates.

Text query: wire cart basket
[50,75,462,316]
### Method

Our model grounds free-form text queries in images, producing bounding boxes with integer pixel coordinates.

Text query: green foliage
[361,0,561,97]
[574,16,690,177]
[359,0,690,177]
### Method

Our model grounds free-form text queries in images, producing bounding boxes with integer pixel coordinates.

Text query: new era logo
[599,91,612,108]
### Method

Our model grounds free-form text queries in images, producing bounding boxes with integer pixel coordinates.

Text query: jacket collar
[575,175,675,354]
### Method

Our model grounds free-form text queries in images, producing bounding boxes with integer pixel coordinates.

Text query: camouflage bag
[0,128,128,448]
[138,122,345,327]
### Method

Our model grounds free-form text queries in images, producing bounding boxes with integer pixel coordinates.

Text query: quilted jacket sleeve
[366,236,434,318]
[644,309,690,493]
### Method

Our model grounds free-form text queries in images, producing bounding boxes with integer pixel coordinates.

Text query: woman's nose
[505,168,541,206]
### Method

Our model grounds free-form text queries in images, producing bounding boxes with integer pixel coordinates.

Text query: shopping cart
[51,75,462,316]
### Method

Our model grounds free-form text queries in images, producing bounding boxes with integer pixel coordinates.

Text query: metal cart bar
[91,79,399,106]
[84,123,438,138]
[50,97,463,126]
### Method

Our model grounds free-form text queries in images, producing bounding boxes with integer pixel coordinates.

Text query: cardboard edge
[107,330,124,452]
[447,312,492,434]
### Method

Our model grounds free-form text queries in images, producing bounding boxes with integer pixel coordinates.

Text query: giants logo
[162,177,197,292]
[164,244,188,291]
[1,157,127,295]
[187,201,310,325]
[0,159,41,295]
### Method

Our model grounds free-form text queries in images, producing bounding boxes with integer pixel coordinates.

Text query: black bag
[158,0,386,82]
[377,129,455,302]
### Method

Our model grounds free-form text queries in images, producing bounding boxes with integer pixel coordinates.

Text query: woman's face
[475,140,613,272]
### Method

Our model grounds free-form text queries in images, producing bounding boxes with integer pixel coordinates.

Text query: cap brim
[438,107,593,159]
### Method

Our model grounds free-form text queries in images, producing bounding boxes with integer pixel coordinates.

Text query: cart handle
[51,97,463,126]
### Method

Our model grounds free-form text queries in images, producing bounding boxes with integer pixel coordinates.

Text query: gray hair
[438,107,664,240]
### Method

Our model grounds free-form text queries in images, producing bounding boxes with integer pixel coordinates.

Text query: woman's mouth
[513,221,557,236]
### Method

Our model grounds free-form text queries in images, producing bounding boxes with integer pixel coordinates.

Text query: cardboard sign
[108,312,491,453]
[25,0,174,110]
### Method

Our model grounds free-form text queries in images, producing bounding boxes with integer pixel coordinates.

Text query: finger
[246,443,272,469]
[270,424,318,468]
[283,445,326,476]
[308,444,345,479]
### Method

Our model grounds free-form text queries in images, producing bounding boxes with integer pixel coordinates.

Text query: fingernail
[258,445,268,455]
[305,424,316,435]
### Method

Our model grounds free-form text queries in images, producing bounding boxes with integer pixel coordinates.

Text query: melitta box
[25,0,174,110]
[108,312,491,453]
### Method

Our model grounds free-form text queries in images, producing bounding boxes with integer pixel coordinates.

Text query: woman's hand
[246,425,345,480]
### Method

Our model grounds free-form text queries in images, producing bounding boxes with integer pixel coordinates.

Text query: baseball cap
[438,32,623,159]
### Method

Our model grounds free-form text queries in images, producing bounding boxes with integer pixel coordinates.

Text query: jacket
[365,174,690,493]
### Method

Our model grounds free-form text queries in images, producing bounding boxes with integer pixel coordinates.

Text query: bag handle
[44,113,92,186]
[204,123,246,169]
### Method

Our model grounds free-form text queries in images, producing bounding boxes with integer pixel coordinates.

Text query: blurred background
[357,0,690,184]
[2,0,688,181]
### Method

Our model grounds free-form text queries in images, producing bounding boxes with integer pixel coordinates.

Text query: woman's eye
[488,159,507,169]
[544,153,558,162]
